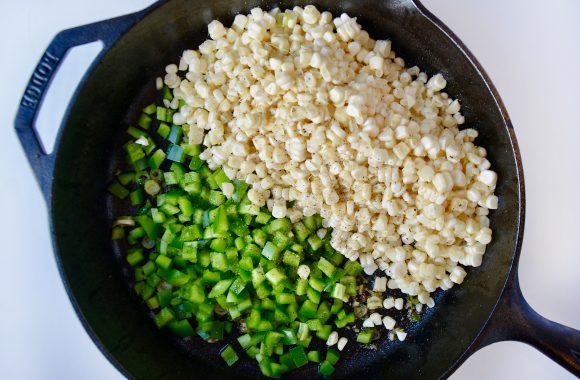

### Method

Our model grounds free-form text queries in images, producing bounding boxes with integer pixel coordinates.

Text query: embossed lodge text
[21,51,60,109]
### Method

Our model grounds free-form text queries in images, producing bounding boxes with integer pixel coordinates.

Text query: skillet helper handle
[476,273,580,376]
[14,11,143,201]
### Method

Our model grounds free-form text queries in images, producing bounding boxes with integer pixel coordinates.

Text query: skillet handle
[14,11,144,202]
[474,273,580,376]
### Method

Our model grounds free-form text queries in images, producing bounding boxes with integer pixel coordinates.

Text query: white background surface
[1,0,578,379]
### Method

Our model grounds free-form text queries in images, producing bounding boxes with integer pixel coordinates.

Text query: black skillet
[15,0,580,378]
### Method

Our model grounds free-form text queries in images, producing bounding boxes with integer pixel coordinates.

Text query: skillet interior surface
[49,0,522,378]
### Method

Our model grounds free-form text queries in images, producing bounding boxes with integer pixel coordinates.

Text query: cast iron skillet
[15,0,580,378]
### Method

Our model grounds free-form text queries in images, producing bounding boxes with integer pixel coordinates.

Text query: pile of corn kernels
[161,5,498,308]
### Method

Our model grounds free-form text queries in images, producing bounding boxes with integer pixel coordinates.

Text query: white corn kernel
[337,337,348,351]
[395,329,408,341]
[484,195,499,209]
[478,170,498,187]
[302,5,321,24]
[475,227,492,244]
[165,64,178,74]
[373,277,387,292]
[426,73,446,92]
[383,297,395,309]
[449,266,466,284]
[297,264,310,279]
[363,262,378,275]
[221,182,235,198]
[208,20,226,40]
[394,298,404,310]
[393,142,411,160]
[271,200,287,218]
[362,318,374,328]
[382,316,396,330]
[427,297,435,308]
[369,56,384,71]
[369,312,383,325]
[326,331,339,346]
[432,173,449,193]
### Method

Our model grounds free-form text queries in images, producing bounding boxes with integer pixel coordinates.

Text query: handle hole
[35,41,104,154]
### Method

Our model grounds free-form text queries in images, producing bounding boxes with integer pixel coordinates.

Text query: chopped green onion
[307,350,320,363]
[157,122,171,139]
[289,346,308,367]
[138,113,153,129]
[111,226,125,240]
[107,181,130,199]
[126,249,144,266]
[318,257,336,277]
[261,241,281,261]
[127,126,149,139]
[148,149,166,169]
[168,319,194,337]
[319,360,335,376]
[356,328,374,344]
[117,172,134,186]
[144,180,161,196]
[143,103,157,115]
[126,143,146,163]
[162,86,173,101]
[168,125,183,144]
[153,307,174,328]
[220,344,239,366]
[166,144,185,162]
[326,348,340,365]
[156,106,168,122]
